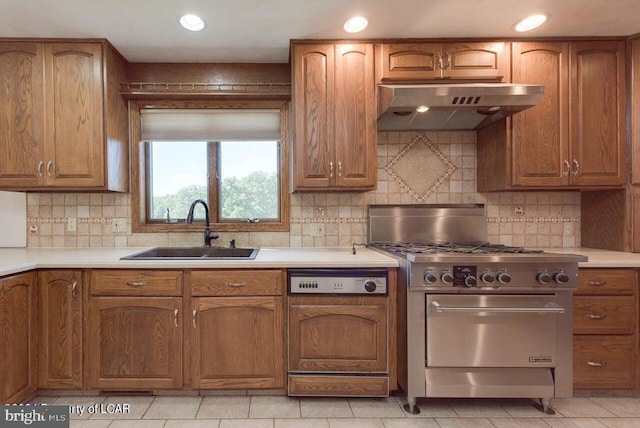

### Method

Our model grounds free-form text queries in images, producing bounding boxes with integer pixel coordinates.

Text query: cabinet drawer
[573,296,635,334]
[577,269,636,295]
[574,335,635,389]
[191,270,284,296]
[90,270,183,296]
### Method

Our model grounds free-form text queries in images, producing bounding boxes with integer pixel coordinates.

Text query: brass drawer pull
[587,361,607,367]
[174,309,179,328]
[126,281,146,287]
[37,161,44,177]
[586,313,607,320]
[192,309,197,328]
[586,280,607,286]
[46,160,53,177]
[226,282,247,287]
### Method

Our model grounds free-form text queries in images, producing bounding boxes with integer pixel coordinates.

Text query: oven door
[426,294,564,368]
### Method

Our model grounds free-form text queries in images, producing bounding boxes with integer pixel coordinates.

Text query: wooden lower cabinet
[574,268,638,390]
[38,270,83,389]
[0,272,37,403]
[574,335,635,389]
[87,297,183,389]
[190,296,285,389]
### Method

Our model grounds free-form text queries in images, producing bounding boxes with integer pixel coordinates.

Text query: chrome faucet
[185,199,218,246]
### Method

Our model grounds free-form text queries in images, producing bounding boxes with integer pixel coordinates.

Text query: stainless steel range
[368,204,587,415]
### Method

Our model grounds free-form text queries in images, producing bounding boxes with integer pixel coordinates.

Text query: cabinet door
[87,297,182,389]
[379,43,442,80]
[443,42,509,81]
[511,42,570,187]
[39,270,83,389]
[570,41,626,186]
[0,42,45,187]
[44,43,104,187]
[334,43,377,189]
[0,272,37,403]
[289,297,387,372]
[292,44,334,189]
[191,296,284,389]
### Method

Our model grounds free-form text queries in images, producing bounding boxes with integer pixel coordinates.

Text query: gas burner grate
[372,241,544,255]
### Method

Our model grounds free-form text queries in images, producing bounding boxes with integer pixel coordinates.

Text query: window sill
[132,221,289,234]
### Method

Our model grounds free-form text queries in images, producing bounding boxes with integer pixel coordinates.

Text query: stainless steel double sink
[121,246,259,260]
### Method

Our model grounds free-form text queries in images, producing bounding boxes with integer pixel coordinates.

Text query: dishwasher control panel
[288,269,387,295]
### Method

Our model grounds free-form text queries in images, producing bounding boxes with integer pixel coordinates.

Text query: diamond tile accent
[384,134,457,202]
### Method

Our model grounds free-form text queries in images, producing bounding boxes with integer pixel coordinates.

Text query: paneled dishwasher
[286,268,390,397]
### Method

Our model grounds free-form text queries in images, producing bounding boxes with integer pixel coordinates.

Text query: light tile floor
[28,395,640,428]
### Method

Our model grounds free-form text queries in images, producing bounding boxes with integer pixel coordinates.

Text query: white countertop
[0,247,399,277]
[540,247,640,268]
[1,246,640,277]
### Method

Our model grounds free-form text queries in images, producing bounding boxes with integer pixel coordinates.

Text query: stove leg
[403,397,420,415]
[532,398,556,415]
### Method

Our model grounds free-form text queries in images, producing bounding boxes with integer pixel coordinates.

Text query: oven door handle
[429,301,565,314]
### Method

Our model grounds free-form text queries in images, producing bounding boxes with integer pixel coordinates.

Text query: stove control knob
[441,272,454,285]
[364,280,377,293]
[497,272,511,284]
[464,275,477,287]
[424,272,438,284]
[536,272,552,284]
[480,272,495,284]
[553,271,570,284]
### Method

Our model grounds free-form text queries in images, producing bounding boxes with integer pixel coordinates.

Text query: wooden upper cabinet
[379,43,441,80]
[632,38,640,185]
[570,41,626,187]
[292,44,333,189]
[445,42,509,81]
[378,42,509,81]
[0,272,37,404]
[0,40,129,192]
[511,42,570,187]
[292,42,376,191]
[0,42,45,187]
[45,43,104,187]
[478,40,626,191]
[334,44,377,188]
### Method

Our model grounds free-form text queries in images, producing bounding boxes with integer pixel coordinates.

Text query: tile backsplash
[26,131,580,248]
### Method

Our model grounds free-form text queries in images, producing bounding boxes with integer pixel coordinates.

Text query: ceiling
[1,0,639,63]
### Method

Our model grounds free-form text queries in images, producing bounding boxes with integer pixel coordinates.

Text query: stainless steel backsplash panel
[367,204,487,244]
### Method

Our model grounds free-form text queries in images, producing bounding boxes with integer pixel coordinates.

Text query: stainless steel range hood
[378,83,544,131]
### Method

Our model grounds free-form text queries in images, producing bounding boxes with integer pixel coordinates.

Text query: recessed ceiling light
[179,14,205,31]
[344,16,368,33]
[515,14,547,32]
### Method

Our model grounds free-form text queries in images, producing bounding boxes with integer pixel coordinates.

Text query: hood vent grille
[378,83,544,131]
[452,96,481,105]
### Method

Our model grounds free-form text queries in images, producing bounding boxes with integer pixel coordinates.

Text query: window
[130,101,289,232]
